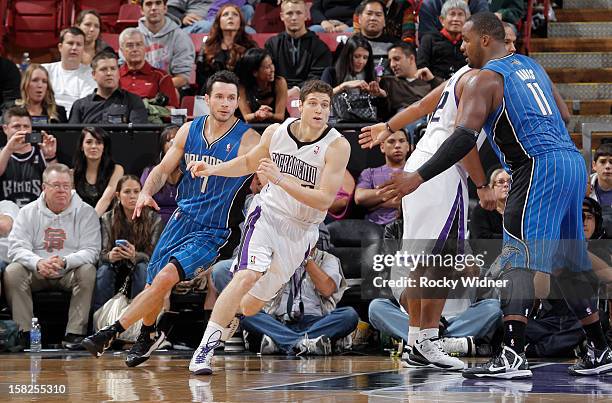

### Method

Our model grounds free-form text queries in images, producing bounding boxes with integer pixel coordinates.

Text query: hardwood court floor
[0,351,611,402]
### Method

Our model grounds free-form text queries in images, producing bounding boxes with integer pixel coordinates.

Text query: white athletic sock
[408,326,420,347]
[199,321,224,347]
[417,328,439,343]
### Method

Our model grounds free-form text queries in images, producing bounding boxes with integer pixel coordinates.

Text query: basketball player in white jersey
[359,34,518,370]
[186,80,350,375]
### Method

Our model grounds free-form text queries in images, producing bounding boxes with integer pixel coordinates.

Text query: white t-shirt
[0,200,19,262]
[42,62,97,115]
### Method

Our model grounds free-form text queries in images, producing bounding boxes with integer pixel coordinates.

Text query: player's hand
[133,191,159,219]
[477,186,497,211]
[378,171,424,201]
[359,122,392,149]
[257,158,283,185]
[188,160,213,178]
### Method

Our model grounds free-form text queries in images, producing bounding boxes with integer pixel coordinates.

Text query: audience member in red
[118,28,179,108]
[140,125,181,225]
[355,129,409,226]
[195,4,257,92]
[235,48,288,123]
[4,64,67,124]
[76,9,114,66]
[416,0,469,81]
[73,127,125,216]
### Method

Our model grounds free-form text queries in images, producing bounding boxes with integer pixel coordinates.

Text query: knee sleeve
[499,267,535,317]
[554,270,599,320]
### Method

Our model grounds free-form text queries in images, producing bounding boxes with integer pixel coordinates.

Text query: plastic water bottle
[20,52,31,73]
[30,318,41,352]
[375,57,385,78]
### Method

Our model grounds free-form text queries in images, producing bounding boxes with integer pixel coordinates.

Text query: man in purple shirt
[355,130,409,225]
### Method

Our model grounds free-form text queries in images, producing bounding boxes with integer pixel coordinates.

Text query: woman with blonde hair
[2,64,67,123]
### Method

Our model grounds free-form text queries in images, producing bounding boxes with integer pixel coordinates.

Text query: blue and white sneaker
[189,328,222,375]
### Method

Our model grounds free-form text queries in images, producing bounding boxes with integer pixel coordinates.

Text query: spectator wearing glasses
[4,163,100,350]
[470,167,510,240]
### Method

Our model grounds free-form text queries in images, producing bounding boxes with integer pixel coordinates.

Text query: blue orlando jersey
[482,53,578,172]
[177,115,252,229]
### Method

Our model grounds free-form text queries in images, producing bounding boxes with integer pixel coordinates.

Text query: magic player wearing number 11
[82,71,260,367]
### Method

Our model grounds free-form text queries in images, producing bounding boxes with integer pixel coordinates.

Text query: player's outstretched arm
[134,121,191,218]
[258,137,350,211]
[416,71,502,183]
[359,81,446,149]
[189,124,275,178]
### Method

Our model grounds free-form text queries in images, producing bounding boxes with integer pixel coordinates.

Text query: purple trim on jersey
[238,205,262,270]
[432,182,463,254]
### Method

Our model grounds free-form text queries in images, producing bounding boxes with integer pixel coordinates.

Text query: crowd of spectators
[0,0,609,357]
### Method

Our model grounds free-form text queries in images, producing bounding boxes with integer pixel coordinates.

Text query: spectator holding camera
[69,51,148,124]
[0,107,57,207]
[73,127,125,216]
[93,175,163,311]
[119,28,179,108]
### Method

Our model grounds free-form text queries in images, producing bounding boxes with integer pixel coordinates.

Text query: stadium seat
[115,3,142,32]
[317,32,351,52]
[100,32,119,51]
[6,0,63,49]
[73,0,125,32]
[181,95,195,117]
[251,33,275,48]
[190,33,208,53]
[252,3,284,33]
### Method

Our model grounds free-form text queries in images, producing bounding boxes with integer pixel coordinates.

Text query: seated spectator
[196,4,257,92]
[42,27,97,115]
[322,35,385,97]
[416,0,468,81]
[418,0,488,42]
[4,163,100,350]
[167,0,209,28]
[235,48,288,123]
[0,106,57,207]
[140,125,181,224]
[4,64,68,124]
[73,127,125,216]
[470,168,509,240]
[355,129,408,226]
[138,0,196,88]
[0,56,21,108]
[342,0,395,72]
[212,244,358,355]
[75,9,115,66]
[0,200,19,274]
[93,175,164,312]
[309,0,360,33]
[490,0,524,29]
[379,42,443,121]
[503,21,517,53]
[265,0,333,95]
[69,51,148,124]
[590,143,612,208]
[171,0,255,34]
[119,28,179,108]
[327,170,355,221]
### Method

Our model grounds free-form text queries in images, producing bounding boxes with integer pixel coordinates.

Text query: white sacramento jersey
[415,65,485,166]
[259,118,342,225]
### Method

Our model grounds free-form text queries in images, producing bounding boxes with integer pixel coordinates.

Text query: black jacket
[417,31,467,81]
[310,0,361,25]
[265,32,333,89]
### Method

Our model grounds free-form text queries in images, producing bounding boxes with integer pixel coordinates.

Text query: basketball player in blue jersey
[377,12,612,379]
[82,71,261,367]
[186,80,351,375]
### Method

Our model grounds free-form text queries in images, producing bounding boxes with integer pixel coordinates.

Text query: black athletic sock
[504,320,526,354]
[583,321,608,350]
[113,321,126,334]
[140,323,156,339]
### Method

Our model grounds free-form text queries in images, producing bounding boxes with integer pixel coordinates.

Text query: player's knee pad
[499,267,535,317]
[554,270,599,320]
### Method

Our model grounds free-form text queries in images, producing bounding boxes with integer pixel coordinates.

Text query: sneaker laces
[419,338,448,361]
[194,329,222,365]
